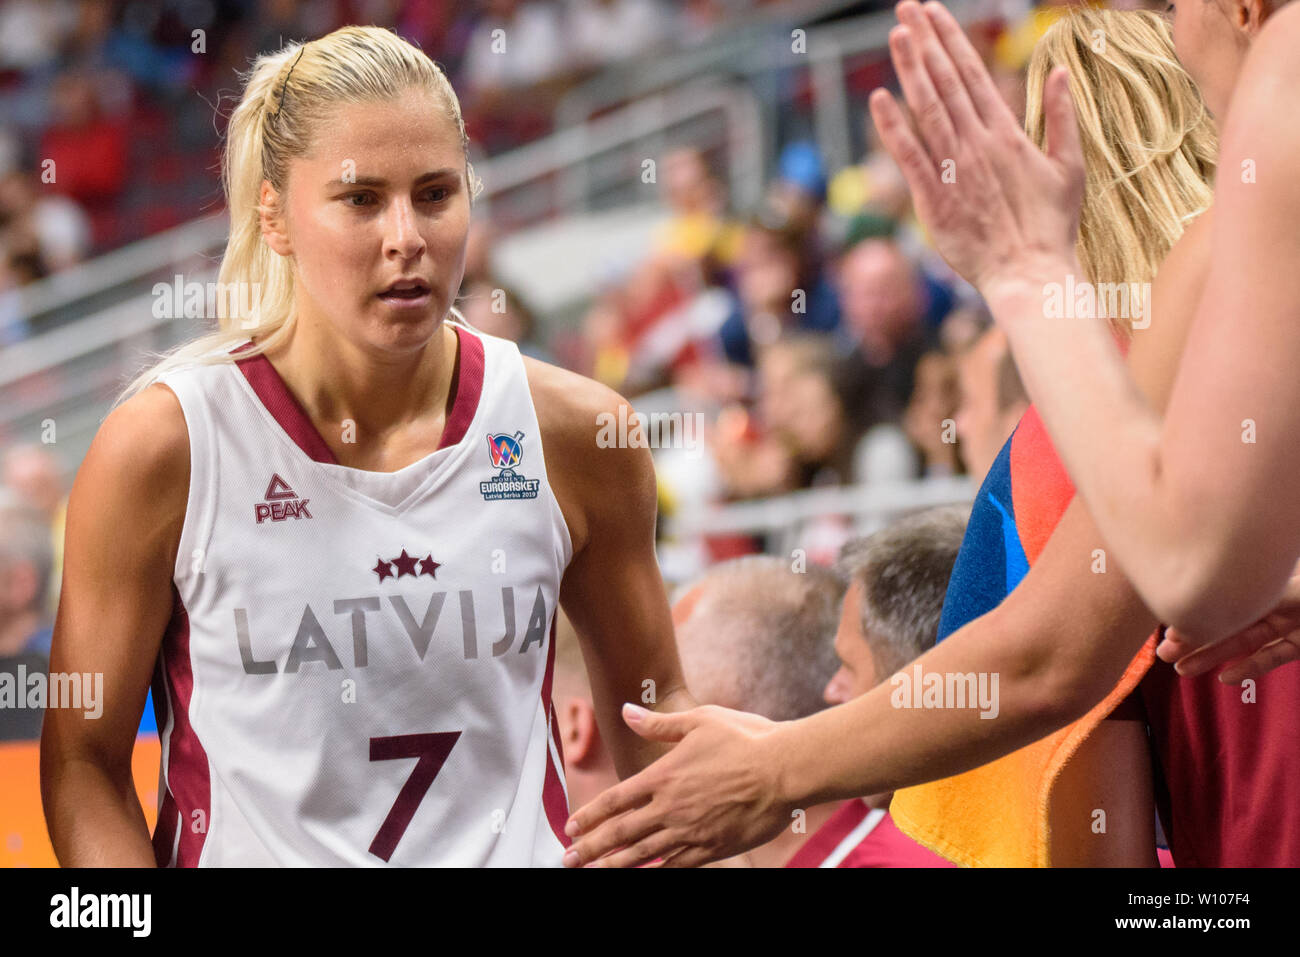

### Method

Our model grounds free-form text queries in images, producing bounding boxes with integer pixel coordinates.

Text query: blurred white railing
[557,0,989,178]
[0,81,764,474]
[658,475,976,584]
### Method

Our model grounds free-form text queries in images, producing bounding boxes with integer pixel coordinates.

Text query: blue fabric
[23,625,53,657]
[935,433,1025,642]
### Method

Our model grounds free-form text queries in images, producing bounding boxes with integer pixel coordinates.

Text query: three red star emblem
[373,550,441,581]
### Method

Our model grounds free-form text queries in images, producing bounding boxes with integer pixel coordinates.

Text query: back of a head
[675,556,845,722]
[119,26,483,403]
[1025,8,1217,333]
[837,505,969,680]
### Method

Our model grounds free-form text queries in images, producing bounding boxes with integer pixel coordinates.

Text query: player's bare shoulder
[521,355,656,555]
[70,382,191,566]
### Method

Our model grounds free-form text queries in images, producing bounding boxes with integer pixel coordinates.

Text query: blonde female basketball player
[40,26,695,866]
[562,1,1300,868]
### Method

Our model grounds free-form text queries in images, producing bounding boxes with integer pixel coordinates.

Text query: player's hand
[868,2,1083,299]
[562,703,794,868]
[1157,563,1300,682]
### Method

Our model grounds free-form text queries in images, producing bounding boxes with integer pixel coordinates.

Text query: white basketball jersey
[148,323,574,866]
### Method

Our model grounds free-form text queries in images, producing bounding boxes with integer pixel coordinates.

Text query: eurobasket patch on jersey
[481,430,540,501]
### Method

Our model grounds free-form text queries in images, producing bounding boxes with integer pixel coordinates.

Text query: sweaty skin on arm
[885,2,1300,643]
[41,384,190,867]
[526,358,698,780]
[562,212,1211,867]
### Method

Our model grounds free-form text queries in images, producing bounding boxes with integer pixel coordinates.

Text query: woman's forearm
[43,756,157,867]
[772,599,1136,810]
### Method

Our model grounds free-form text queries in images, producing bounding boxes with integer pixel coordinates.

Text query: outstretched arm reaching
[870,1,1300,645]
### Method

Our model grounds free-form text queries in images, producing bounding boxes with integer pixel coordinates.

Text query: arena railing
[0,81,763,475]
[556,0,988,182]
[658,475,976,583]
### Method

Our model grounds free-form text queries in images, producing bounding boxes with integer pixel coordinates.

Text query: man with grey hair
[826,504,971,702]
[671,555,844,865]
[808,504,969,867]
[673,556,844,724]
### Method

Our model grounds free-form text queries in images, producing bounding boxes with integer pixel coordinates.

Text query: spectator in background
[0,168,93,272]
[2,445,66,619]
[937,301,986,355]
[552,610,621,815]
[458,276,554,361]
[816,506,968,867]
[755,334,869,489]
[902,350,962,477]
[461,0,571,150]
[711,333,916,506]
[834,237,938,422]
[0,491,55,659]
[827,137,913,225]
[0,0,75,74]
[670,556,845,867]
[766,140,829,244]
[672,0,735,46]
[652,147,743,278]
[38,71,128,250]
[716,201,840,367]
[954,326,1029,486]
[565,0,671,69]
[582,146,741,389]
[463,0,566,92]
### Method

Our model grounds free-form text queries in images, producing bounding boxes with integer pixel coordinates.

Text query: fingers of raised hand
[922,1,1017,130]
[888,22,959,164]
[868,88,942,217]
[896,1,983,139]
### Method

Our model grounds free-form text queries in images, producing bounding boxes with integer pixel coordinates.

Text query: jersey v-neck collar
[230,323,485,469]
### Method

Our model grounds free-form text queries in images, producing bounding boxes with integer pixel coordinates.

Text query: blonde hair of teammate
[1025,8,1217,337]
[118,26,483,403]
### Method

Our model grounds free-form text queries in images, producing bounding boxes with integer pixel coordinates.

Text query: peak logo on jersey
[255,473,313,523]
[373,548,441,582]
[481,431,540,501]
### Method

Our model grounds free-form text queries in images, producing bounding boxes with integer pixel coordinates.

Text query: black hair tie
[271,45,307,119]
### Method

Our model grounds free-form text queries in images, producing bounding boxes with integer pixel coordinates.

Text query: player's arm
[561,208,1204,867]
[527,359,698,780]
[40,384,190,866]
[880,2,1300,644]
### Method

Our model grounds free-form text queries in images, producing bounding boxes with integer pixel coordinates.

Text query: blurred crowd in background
[0,0,1163,738]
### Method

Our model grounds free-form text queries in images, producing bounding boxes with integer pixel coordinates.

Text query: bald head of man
[672,556,844,722]
[670,556,845,866]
